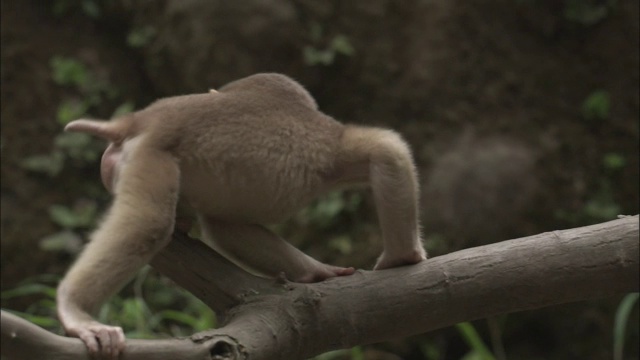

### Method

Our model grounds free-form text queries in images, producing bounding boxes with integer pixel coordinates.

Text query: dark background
[1,1,638,359]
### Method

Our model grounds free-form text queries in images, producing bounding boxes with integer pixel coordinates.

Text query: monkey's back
[137,77,345,223]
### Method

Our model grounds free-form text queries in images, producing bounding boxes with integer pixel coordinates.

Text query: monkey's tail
[65,118,131,142]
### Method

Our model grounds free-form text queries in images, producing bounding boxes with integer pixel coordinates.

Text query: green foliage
[603,153,626,171]
[582,90,611,121]
[22,57,133,177]
[39,230,84,254]
[52,0,101,18]
[24,57,136,255]
[39,199,99,255]
[614,293,639,360]
[20,132,102,177]
[420,341,442,360]
[55,132,102,162]
[582,193,620,221]
[297,191,363,228]
[48,201,98,229]
[555,180,621,224]
[1,275,61,330]
[328,235,353,255]
[111,101,136,118]
[1,282,57,301]
[20,151,65,177]
[456,322,497,360]
[564,0,617,26]
[51,56,90,88]
[555,148,626,225]
[313,346,364,360]
[95,267,217,339]
[50,56,123,125]
[127,26,157,48]
[303,22,355,66]
[2,270,217,339]
[57,99,90,125]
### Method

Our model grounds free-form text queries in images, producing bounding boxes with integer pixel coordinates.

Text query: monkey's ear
[65,119,125,142]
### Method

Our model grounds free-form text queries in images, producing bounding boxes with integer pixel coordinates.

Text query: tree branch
[2,216,637,359]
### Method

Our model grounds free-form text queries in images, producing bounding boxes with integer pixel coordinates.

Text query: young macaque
[57,73,425,359]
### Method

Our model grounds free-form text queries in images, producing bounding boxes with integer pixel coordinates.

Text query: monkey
[56,73,426,359]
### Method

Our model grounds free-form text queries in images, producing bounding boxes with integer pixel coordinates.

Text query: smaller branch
[150,232,274,313]
[1,310,236,360]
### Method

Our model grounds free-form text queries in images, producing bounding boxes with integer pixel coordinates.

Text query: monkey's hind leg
[340,126,426,270]
[198,217,355,283]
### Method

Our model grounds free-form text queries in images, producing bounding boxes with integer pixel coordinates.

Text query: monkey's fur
[57,73,425,359]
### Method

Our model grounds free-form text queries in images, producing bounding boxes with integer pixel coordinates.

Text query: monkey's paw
[67,322,125,360]
[374,248,427,270]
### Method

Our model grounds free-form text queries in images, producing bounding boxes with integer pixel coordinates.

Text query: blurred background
[1,1,638,359]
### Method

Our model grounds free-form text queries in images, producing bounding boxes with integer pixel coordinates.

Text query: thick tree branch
[2,216,638,360]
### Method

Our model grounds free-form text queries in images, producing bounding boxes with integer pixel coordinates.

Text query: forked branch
[2,216,638,360]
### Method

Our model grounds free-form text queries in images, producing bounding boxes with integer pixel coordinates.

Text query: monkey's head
[65,118,131,194]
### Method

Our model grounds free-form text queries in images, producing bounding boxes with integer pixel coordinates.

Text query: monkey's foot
[293,264,356,283]
[373,248,427,270]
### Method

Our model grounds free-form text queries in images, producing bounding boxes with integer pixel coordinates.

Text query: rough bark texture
[2,216,637,360]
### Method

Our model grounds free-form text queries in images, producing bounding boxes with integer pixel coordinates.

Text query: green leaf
[603,153,626,170]
[564,0,613,25]
[2,310,59,328]
[582,90,611,121]
[1,283,56,300]
[127,26,157,48]
[614,293,639,360]
[50,56,89,87]
[49,205,80,228]
[81,0,101,18]
[20,151,65,177]
[39,230,84,254]
[55,132,92,150]
[328,235,353,255]
[156,310,199,328]
[331,35,355,56]
[303,46,335,66]
[55,132,102,163]
[456,322,496,360]
[112,101,135,118]
[48,202,97,229]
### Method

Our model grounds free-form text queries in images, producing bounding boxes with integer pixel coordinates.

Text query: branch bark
[2,216,638,360]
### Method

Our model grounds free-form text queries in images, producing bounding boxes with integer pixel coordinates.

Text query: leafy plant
[2,270,217,339]
[303,23,355,66]
[555,181,621,224]
[613,293,639,360]
[20,132,102,177]
[603,153,626,171]
[582,90,611,121]
[22,57,133,177]
[456,322,497,360]
[564,0,617,26]
[1,275,61,330]
[297,191,362,228]
[52,0,101,18]
[21,151,65,177]
[48,201,98,229]
[51,56,90,88]
[127,26,157,48]
[313,346,364,360]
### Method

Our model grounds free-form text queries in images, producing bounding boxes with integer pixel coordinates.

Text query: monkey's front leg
[199,217,355,283]
[57,146,180,359]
